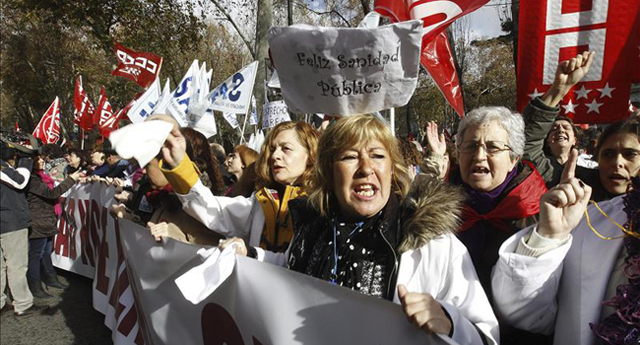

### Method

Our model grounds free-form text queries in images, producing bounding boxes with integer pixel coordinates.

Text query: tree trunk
[287,0,293,25]
[254,0,273,126]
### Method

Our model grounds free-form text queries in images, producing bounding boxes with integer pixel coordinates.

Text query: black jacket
[26,173,76,238]
[1,158,33,233]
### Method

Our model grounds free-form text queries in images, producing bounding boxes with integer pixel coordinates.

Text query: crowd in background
[1,51,639,344]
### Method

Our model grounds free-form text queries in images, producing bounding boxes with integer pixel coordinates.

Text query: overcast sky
[467,2,508,39]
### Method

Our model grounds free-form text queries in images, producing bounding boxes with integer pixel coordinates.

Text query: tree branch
[292,2,351,27]
[208,0,256,58]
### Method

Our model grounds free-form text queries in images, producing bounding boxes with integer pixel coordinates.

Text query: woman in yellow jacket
[160,121,319,264]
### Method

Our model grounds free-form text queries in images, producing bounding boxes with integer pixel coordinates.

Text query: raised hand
[398,285,452,336]
[537,149,592,239]
[218,237,248,256]
[161,128,187,169]
[425,121,446,156]
[542,51,595,107]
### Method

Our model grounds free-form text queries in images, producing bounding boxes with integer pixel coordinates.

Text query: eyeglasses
[459,141,512,156]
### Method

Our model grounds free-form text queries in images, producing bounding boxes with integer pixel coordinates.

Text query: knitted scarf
[590,177,640,344]
[37,170,62,216]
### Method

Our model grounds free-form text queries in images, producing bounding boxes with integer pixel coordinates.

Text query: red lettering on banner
[78,199,92,265]
[561,0,593,14]
[201,303,264,345]
[55,198,77,258]
[108,220,125,312]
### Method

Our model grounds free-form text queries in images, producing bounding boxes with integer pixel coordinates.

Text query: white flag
[222,112,239,129]
[249,96,258,125]
[127,78,161,123]
[205,61,259,114]
[152,78,172,115]
[167,60,199,126]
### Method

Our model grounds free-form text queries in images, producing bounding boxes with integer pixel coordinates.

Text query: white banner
[52,183,454,345]
[268,21,422,115]
[222,112,240,129]
[119,220,452,345]
[262,100,291,129]
[52,183,142,345]
[206,61,258,114]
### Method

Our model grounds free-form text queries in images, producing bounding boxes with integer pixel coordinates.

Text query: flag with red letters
[73,76,95,131]
[517,0,640,123]
[375,0,489,117]
[112,42,163,89]
[33,97,62,144]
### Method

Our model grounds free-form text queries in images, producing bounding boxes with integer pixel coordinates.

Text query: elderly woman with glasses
[224,114,499,344]
[426,107,549,343]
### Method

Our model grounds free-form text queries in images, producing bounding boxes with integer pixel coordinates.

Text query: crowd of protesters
[2,51,639,344]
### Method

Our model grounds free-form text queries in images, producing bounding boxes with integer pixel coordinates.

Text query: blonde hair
[308,114,412,217]
[254,121,319,190]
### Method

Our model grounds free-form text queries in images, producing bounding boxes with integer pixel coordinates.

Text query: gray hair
[455,106,525,160]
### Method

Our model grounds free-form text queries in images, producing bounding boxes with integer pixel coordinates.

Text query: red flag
[375,0,489,117]
[517,0,640,123]
[94,86,112,127]
[100,99,135,138]
[112,42,163,89]
[33,97,61,144]
[73,76,95,131]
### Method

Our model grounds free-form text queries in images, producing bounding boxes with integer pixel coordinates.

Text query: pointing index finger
[561,149,578,182]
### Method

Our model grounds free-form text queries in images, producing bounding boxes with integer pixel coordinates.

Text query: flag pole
[390,107,396,135]
[81,129,85,150]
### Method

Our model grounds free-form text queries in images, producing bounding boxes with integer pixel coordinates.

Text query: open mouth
[554,134,568,142]
[609,173,628,183]
[471,166,490,176]
[353,183,378,198]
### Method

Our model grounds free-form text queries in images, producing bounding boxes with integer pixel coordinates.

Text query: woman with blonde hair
[160,121,319,262]
[224,115,498,344]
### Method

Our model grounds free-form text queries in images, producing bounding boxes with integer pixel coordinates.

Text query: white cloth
[108,120,173,168]
[175,245,237,304]
[491,195,626,345]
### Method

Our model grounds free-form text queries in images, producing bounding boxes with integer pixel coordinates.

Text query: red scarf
[460,162,548,232]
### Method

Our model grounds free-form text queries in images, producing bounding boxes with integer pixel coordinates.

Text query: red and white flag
[100,99,135,138]
[375,0,489,117]
[94,87,115,134]
[33,97,62,144]
[517,0,640,123]
[73,76,95,131]
[112,42,163,89]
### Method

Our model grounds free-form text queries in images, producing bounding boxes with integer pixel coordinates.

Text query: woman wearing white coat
[160,121,319,263]
[223,115,499,344]
[492,145,640,344]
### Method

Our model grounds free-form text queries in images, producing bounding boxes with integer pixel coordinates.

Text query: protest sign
[268,21,422,115]
[517,0,640,123]
[52,183,142,345]
[118,220,453,345]
[206,61,259,114]
[262,101,291,129]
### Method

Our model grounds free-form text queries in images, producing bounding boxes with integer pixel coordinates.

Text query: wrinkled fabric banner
[269,21,422,116]
[52,183,143,345]
[517,0,640,123]
[119,220,454,345]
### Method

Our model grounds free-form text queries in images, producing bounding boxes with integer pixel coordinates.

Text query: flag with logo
[33,97,62,144]
[112,42,163,89]
[152,78,172,115]
[374,0,489,117]
[516,0,640,123]
[167,60,200,127]
[73,76,95,131]
[127,77,161,124]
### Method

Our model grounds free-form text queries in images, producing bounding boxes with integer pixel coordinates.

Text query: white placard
[262,101,291,129]
[268,21,422,115]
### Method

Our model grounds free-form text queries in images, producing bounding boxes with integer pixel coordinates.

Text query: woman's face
[333,139,392,221]
[268,129,309,185]
[459,121,518,192]
[224,150,245,179]
[36,156,45,171]
[598,132,640,195]
[69,152,82,168]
